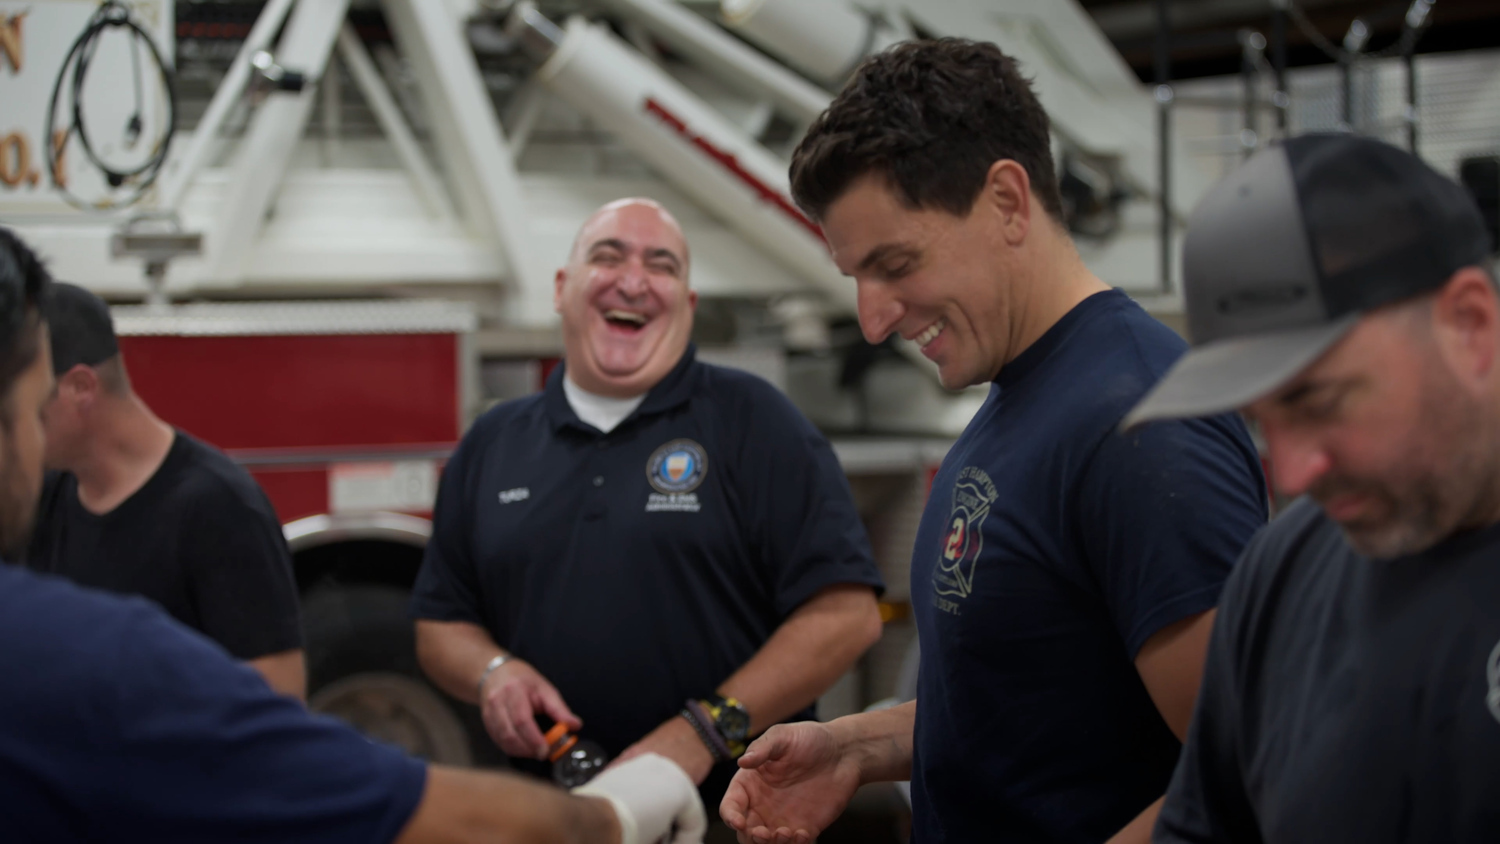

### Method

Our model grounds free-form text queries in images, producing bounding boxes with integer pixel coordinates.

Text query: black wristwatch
[700,694,751,756]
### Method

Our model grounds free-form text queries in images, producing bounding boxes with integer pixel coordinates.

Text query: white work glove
[573,753,707,844]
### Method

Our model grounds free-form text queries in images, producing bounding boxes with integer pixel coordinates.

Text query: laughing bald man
[410,199,885,823]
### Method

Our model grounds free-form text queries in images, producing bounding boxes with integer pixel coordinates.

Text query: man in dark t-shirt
[1124,136,1500,841]
[24,283,304,699]
[721,41,1267,844]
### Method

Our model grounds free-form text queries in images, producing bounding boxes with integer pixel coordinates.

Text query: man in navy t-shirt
[721,41,1267,843]
[0,227,706,844]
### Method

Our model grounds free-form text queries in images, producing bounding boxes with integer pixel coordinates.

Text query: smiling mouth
[603,309,650,332]
[914,319,945,348]
[1317,485,1385,525]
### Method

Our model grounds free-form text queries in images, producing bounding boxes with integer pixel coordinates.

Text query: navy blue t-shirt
[411,346,882,798]
[0,563,426,843]
[910,290,1267,843]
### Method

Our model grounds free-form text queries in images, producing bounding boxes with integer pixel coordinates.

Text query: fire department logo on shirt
[933,466,998,607]
[647,439,708,495]
[1487,640,1500,725]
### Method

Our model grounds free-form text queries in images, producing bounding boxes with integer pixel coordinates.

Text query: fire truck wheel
[301,584,498,768]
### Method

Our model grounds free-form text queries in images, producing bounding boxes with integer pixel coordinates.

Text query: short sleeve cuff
[1123,580,1226,659]
[220,613,306,661]
[407,593,487,626]
[369,752,430,841]
[774,567,886,618]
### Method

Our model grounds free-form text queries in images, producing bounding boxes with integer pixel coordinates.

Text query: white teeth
[603,309,648,325]
[916,320,945,347]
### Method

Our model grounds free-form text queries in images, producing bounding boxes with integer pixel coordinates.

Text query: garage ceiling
[1079,0,1500,80]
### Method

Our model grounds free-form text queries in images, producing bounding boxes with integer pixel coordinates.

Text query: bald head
[553,197,699,398]
[568,198,690,281]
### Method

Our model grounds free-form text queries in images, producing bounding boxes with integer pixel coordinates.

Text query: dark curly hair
[791,38,1063,224]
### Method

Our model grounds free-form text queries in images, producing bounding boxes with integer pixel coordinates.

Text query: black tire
[301,584,505,769]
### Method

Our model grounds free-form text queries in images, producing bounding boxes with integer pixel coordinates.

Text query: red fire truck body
[126,330,459,520]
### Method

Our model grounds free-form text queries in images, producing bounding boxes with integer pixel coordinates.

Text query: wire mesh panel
[1289,51,1500,177]
[1175,49,1500,181]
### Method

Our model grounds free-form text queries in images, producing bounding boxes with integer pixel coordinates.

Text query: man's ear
[980,159,1033,246]
[554,268,569,314]
[57,364,101,404]
[1431,267,1500,383]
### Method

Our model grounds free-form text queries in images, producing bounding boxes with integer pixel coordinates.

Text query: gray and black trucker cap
[1124,133,1491,429]
[43,282,119,376]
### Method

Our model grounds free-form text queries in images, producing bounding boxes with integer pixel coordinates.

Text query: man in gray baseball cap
[1138,134,1500,842]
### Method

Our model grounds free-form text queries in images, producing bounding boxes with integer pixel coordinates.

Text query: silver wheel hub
[310,672,473,767]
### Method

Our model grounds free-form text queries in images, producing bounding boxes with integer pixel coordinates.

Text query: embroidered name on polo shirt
[498,487,530,504]
[647,492,701,513]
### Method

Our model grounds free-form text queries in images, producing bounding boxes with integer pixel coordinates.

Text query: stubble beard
[1333,477,1458,559]
[1326,375,1500,560]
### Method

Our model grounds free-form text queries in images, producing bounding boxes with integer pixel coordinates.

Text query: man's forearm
[248,649,307,701]
[828,699,916,784]
[718,584,882,732]
[396,765,620,844]
[414,619,506,705]
[1107,796,1164,844]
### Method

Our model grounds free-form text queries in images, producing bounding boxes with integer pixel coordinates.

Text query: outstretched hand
[719,722,861,844]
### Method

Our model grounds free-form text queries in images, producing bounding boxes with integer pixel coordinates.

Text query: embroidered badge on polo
[645,439,707,513]
[647,439,708,494]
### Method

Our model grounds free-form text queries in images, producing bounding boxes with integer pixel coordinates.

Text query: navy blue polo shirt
[0,563,426,842]
[411,345,882,788]
[909,290,1267,843]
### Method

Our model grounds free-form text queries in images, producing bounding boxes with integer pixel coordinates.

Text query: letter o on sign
[0,133,29,188]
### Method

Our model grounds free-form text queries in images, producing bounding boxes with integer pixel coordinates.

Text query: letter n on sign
[0,13,23,74]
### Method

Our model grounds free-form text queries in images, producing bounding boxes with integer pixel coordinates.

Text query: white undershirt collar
[563,374,647,434]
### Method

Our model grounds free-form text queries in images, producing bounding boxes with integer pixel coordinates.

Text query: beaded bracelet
[680,700,733,763]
